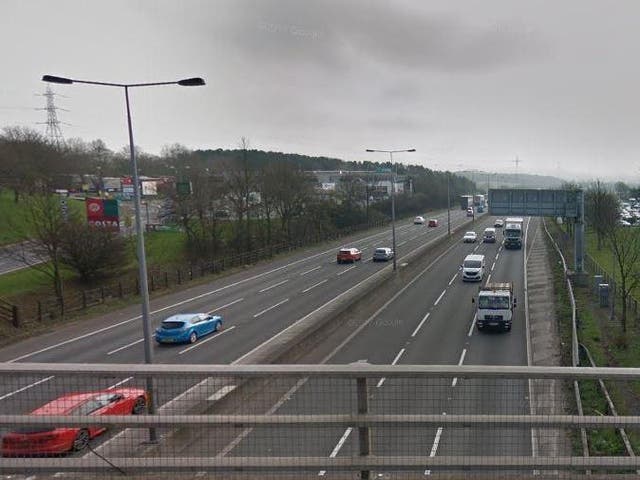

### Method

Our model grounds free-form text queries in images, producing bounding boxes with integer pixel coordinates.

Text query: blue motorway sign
[488,189,580,218]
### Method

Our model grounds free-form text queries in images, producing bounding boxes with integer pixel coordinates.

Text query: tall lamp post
[447,171,451,236]
[365,148,416,271]
[42,74,205,441]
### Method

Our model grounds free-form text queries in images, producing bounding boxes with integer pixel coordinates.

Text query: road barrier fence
[1,363,640,478]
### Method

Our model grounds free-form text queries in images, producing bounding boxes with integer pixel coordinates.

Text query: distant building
[311,170,408,202]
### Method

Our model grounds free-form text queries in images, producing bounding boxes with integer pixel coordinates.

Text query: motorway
[0,208,478,415]
[215,216,535,476]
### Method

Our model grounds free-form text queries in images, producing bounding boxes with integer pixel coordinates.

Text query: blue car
[154,313,223,344]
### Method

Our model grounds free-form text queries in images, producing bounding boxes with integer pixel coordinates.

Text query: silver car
[373,247,394,261]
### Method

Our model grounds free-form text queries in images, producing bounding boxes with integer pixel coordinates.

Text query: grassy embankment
[548,221,640,456]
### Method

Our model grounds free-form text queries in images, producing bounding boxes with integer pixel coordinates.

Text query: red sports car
[2,388,148,456]
[337,247,362,264]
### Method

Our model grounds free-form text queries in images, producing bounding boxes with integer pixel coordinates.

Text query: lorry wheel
[505,325,512,332]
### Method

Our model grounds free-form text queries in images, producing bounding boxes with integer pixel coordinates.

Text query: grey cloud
[221,0,545,73]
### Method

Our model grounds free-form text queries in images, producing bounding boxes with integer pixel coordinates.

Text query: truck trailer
[504,217,524,249]
[460,195,473,210]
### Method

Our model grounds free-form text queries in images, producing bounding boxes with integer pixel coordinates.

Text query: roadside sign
[488,189,580,218]
[86,198,120,231]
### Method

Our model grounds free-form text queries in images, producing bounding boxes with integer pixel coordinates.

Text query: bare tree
[608,226,640,333]
[586,180,619,249]
[173,170,227,261]
[59,223,128,282]
[0,126,58,201]
[8,193,72,301]
[268,162,315,241]
[225,137,256,252]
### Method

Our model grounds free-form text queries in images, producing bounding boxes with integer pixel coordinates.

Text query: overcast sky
[2,0,639,180]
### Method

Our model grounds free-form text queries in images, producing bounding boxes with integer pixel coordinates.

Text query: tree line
[0,127,476,302]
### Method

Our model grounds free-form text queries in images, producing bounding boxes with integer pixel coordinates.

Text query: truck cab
[503,217,524,250]
[474,282,516,332]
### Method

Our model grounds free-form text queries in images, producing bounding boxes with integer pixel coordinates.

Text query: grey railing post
[356,376,370,479]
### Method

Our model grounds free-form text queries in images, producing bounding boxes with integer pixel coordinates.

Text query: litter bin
[598,283,609,307]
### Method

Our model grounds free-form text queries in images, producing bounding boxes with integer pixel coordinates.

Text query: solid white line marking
[392,348,406,365]
[207,297,244,314]
[491,262,496,271]
[473,245,479,252]
[458,348,467,365]
[107,339,144,356]
[208,385,237,401]
[448,273,457,285]
[259,279,289,293]
[434,289,446,306]
[318,427,353,476]
[0,376,55,401]
[451,348,468,387]
[178,325,237,355]
[496,253,500,260]
[377,348,406,388]
[398,240,407,246]
[485,274,492,284]
[253,299,289,318]
[336,265,357,276]
[107,377,132,389]
[411,312,430,337]
[467,313,477,337]
[425,425,444,475]
[300,266,321,276]
[302,279,328,293]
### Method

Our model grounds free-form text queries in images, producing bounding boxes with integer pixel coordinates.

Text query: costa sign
[86,198,120,231]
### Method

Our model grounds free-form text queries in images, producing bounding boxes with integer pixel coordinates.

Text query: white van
[462,254,485,282]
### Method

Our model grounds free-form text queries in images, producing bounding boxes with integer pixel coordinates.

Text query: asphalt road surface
[217,216,535,476]
[0,242,43,275]
[0,208,480,414]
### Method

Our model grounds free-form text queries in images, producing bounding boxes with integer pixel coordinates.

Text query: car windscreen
[69,397,110,416]
[375,249,387,254]
[464,260,482,268]
[162,321,185,329]
[479,296,510,309]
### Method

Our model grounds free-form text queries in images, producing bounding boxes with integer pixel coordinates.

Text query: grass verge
[547,220,640,456]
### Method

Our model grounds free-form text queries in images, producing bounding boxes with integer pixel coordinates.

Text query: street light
[43,74,205,441]
[365,148,416,271]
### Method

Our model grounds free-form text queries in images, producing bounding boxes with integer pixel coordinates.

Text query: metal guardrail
[543,218,590,463]
[2,363,640,476]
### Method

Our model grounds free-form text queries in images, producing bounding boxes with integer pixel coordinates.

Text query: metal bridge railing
[1,363,640,478]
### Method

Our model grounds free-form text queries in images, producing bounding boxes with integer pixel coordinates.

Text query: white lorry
[504,217,524,249]
[474,282,516,332]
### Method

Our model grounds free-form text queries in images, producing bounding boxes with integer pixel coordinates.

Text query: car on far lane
[463,231,478,243]
[494,219,504,228]
[155,313,223,344]
[372,247,394,262]
[414,216,425,225]
[428,218,438,227]
[337,247,362,264]
[1,388,148,456]
[467,207,474,217]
